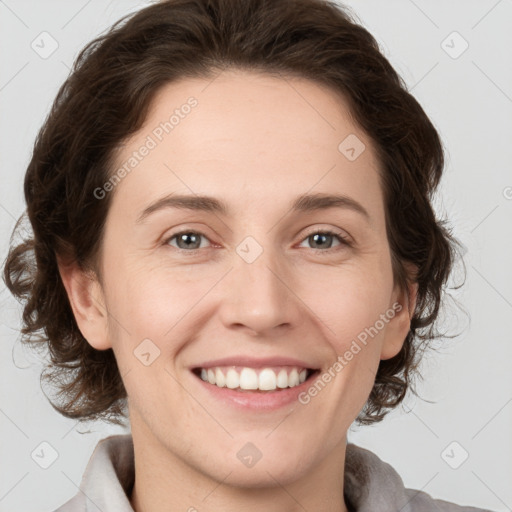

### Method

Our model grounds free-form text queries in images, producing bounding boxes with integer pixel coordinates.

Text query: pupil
[312,233,331,248]
[179,233,199,249]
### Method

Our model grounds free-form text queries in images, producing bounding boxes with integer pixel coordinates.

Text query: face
[67,69,413,487]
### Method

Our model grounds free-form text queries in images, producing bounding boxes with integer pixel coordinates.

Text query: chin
[210,458,313,489]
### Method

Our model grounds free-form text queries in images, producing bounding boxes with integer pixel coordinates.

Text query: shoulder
[405,487,495,511]
[52,493,85,512]
[50,434,134,512]
[345,443,495,512]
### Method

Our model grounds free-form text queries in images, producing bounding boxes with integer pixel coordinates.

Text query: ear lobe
[380,279,419,361]
[57,257,112,351]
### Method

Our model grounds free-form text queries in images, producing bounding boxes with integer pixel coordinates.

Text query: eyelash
[163,228,352,255]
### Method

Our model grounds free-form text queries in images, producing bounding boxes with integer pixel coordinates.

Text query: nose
[217,245,304,337]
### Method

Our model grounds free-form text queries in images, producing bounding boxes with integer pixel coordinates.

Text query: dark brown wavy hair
[3,0,461,426]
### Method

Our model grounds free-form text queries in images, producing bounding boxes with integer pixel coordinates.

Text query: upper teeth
[199,366,308,391]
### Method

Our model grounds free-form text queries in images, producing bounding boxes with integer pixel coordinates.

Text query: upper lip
[192,356,318,370]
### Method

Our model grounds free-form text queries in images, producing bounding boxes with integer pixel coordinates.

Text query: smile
[193,366,317,392]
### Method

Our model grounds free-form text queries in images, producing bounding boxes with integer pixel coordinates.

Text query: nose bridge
[218,238,301,335]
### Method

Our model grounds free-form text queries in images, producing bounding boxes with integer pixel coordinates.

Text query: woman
[3,0,494,510]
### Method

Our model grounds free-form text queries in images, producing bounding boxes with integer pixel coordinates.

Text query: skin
[59,69,417,512]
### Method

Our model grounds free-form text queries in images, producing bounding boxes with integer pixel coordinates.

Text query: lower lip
[191,371,320,411]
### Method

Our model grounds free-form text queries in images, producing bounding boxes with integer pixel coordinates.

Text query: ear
[380,276,418,361]
[57,257,112,350]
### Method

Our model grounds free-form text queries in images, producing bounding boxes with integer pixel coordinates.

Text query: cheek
[303,261,394,343]
[102,258,218,372]
[101,252,189,330]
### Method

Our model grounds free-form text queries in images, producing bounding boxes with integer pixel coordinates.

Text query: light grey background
[1,1,511,511]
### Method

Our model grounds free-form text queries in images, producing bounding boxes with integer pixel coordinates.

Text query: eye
[298,229,351,252]
[163,228,351,253]
[164,230,211,251]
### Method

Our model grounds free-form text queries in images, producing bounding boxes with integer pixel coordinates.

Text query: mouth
[191,366,320,393]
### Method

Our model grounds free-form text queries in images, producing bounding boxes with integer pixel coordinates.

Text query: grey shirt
[54,434,493,512]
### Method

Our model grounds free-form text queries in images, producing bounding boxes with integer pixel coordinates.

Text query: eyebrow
[135,192,370,223]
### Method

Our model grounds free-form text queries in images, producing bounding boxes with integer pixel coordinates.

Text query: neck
[128,417,350,512]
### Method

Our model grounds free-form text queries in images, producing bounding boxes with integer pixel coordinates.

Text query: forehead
[144,69,362,155]
[108,69,383,220]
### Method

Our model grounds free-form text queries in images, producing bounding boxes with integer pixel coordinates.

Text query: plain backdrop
[0,1,511,511]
